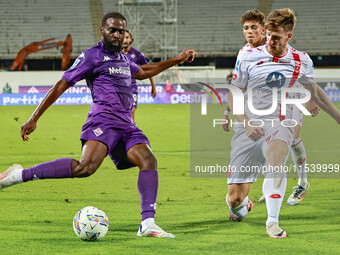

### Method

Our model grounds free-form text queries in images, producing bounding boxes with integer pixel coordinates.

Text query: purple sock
[22,158,73,182]
[138,170,158,221]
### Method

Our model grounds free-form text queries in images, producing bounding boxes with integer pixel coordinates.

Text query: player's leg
[131,92,138,122]
[288,124,309,205]
[263,139,289,238]
[226,183,254,221]
[0,140,107,189]
[127,143,174,238]
[72,140,108,177]
[226,130,257,221]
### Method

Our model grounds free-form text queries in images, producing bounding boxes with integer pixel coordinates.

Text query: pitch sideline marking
[0,150,339,159]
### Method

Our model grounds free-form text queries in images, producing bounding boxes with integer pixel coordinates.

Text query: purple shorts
[80,111,149,169]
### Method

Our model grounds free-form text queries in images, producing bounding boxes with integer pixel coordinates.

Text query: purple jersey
[63,41,140,115]
[121,47,148,93]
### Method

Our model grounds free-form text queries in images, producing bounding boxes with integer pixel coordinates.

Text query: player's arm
[306,99,320,117]
[222,100,231,132]
[303,83,340,124]
[21,79,70,142]
[228,90,263,141]
[150,77,157,98]
[134,49,197,79]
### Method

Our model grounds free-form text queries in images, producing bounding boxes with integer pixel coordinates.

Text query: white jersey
[231,45,314,124]
[236,37,267,61]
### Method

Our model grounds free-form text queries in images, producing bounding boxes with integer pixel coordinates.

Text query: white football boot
[137,223,175,238]
[258,195,266,203]
[266,222,287,238]
[287,182,310,206]
[0,164,24,189]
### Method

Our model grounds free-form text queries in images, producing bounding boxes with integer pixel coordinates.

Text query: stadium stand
[0,0,95,58]
[101,0,340,56]
[270,0,340,54]
[0,0,339,59]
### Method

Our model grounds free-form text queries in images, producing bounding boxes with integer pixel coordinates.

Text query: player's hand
[177,49,198,64]
[21,119,37,142]
[244,125,264,141]
[222,114,230,132]
[307,100,320,117]
[151,86,157,98]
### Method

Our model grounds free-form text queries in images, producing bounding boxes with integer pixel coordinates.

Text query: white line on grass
[0,149,339,159]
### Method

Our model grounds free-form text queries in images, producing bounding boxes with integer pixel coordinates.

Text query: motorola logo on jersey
[266,72,286,88]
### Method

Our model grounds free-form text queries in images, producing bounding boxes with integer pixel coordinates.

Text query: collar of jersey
[264,44,290,59]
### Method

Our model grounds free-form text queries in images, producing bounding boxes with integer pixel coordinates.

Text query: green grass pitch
[0,103,339,254]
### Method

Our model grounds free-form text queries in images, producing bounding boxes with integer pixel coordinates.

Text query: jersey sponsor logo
[93,127,103,136]
[266,72,286,88]
[103,56,112,61]
[70,59,80,69]
[232,74,237,80]
[79,52,85,58]
[108,67,131,76]
[278,59,290,63]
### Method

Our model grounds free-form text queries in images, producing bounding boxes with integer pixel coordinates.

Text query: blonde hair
[265,8,296,32]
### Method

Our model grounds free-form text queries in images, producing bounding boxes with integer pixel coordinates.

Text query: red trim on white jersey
[288,53,301,87]
[265,45,290,60]
[292,138,303,146]
[230,82,245,91]
[279,104,285,121]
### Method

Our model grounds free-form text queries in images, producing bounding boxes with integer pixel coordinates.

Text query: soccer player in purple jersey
[0,12,197,238]
[122,30,157,122]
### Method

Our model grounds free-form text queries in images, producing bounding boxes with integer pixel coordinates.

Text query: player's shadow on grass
[172,218,236,233]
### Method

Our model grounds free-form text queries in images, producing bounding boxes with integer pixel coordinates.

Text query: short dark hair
[101,12,127,27]
[240,9,265,27]
[125,30,134,44]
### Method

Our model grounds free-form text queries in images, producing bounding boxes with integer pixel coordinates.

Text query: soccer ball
[73,206,109,241]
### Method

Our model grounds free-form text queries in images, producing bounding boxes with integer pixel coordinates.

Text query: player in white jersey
[223,10,266,131]
[223,10,319,206]
[225,8,340,238]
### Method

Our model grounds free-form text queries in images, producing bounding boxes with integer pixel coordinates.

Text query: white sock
[141,217,155,230]
[13,169,23,184]
[263,172,287,226]
[226,194,249,220]
[291,138,308,187]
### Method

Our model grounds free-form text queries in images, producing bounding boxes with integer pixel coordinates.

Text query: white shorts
[227,124,294,184]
